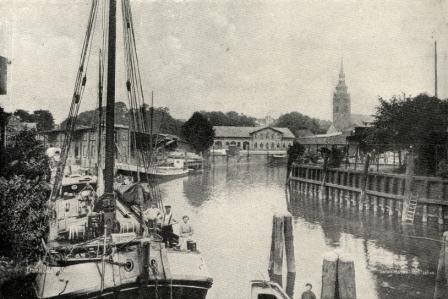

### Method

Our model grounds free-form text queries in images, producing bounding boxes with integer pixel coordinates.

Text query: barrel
[187,240,197,252]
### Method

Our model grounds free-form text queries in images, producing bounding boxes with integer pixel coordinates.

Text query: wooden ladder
[405,192,419,223]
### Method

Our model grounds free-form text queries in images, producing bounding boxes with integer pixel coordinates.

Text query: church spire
[339,57,345,80]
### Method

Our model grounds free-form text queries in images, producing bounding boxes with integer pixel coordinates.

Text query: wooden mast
[102,0,117,230]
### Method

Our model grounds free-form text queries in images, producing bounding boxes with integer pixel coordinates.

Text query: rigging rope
[120,0,164,207]
[50,0,100,202]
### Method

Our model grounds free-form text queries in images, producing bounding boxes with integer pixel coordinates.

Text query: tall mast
[150,91,154,159]
[434,40,438,98]
[104,0,116,194]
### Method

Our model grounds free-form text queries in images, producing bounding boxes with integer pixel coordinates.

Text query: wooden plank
[160,247,172,280]
[337,253,357,299]
[321,251,338,299]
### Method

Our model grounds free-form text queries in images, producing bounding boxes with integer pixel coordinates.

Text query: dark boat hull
[36,280,211,299]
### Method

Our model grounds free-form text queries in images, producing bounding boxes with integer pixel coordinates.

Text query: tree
[0,129,50,263]
[199,111,257,127]
[60,102,184,136]
[33,110,54,131]
[181,112,215,153]
[367,94,448,175]
[275,112,327,135]
[13,109,32,122]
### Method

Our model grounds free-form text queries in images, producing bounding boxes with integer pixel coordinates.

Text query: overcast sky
[0,0,447,123]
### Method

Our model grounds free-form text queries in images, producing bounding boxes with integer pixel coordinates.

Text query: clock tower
[332,59,351,131]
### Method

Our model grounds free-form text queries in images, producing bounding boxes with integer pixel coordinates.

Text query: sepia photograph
[0,0,448,298]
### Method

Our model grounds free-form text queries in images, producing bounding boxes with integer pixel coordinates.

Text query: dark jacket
[301,290,316,299]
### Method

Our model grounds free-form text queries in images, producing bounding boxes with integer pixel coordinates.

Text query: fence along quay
[288,153,448,225]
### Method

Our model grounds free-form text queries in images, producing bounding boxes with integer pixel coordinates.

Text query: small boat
[61,174,97,194]
[250,280,290,299]
[149,165,190,179]
[149,158,191,180]
[268,154,288,165]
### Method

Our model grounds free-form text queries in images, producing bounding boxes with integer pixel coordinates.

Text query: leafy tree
[275,112,327,135]
[32,110,54,131]
[199,111,257,127]
[181,112,215,153]
[13,109,32,122]
[367,94,448,175]
[12,109,55,131]
[60,102,184,136]
[0,129,50,263]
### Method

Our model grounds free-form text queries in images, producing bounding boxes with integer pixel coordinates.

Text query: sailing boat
[34,0,213,298]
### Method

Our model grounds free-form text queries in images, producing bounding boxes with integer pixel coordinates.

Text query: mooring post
[321,251,339,299]
[401,149,415,222]
[359,154,370,208]
[434,231,448,299]
[320,156,329,201]
[337,253,357,299]
[272,214,284,286]
[268,215,276,280]
[284,213,296,298]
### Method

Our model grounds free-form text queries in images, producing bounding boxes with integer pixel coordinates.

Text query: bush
[0,129,50,264]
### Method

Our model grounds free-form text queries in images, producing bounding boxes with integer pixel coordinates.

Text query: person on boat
[179,215,193,250]
[143,202,162,230]
[161,205,178,247]
[301,283,316,299]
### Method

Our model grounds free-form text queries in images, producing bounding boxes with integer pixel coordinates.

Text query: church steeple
[339,57,345,80]
[331,58,351,132]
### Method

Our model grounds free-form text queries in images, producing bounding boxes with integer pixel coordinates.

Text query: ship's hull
[34,244,212,299]
[147,168,190,180]
[36,280,211,299]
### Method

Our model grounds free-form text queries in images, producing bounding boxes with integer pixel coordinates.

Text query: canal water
[160,159,445,299]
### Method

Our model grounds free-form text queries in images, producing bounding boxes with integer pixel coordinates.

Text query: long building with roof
[213,126,295,151]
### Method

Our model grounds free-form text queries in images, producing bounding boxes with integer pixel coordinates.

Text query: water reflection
[159,161,444,299]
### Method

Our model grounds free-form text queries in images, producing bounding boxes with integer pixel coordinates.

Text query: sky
[0,0,447,123]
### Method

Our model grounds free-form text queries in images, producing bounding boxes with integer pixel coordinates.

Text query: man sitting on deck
[179,215,193,250]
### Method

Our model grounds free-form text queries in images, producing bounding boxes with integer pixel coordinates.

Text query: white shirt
[162,212,176,226]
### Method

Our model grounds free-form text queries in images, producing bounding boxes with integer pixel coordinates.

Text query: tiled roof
[214,126,295,138]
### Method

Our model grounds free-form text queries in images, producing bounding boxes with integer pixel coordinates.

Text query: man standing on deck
[161,205,178,247]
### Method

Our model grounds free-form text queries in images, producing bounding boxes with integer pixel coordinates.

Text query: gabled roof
[213,126,295,138]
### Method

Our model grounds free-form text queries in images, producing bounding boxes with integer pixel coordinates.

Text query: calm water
[159,158,446,299]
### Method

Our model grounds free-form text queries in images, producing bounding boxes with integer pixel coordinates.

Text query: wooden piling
[401,150,415,222]
[272,214,284,286]
[438,207,444,225]
[360,154,370,204]
[422,204,428,223]
[284,213,296,298]
[321,251,339,299]
[434,232,448,299]
[268,216,276,279]
[337,253,357,299]
[388,199,394,216]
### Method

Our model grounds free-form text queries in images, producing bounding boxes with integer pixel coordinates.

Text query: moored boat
[34,0,213,298]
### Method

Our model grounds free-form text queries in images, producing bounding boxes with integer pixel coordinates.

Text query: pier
[289,161,448,224]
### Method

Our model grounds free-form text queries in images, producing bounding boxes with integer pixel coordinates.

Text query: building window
[282,143,285,148]
[225,142,229,146]
[260,143,264,149]
[237,142,241,147]
[277,143,280,148]
[254,142,257,149]
[271,142,274,149]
